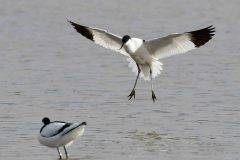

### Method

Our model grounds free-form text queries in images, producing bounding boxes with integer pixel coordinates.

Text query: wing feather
[40,122,72,138]
[145,26,215,59]
[68,20,129,56]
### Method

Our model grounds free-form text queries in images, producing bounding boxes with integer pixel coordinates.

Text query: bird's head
[119,35,131,50]
[42,117,50,125]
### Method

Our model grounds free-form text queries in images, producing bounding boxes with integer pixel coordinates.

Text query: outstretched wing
[68,20,129,57]
[144,26,215,59]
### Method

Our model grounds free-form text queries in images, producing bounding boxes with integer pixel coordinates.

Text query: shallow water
[0,0,240,160]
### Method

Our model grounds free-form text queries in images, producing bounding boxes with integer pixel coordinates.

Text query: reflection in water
[51,155,93,160]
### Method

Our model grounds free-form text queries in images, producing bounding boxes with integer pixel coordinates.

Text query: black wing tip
[189,25,216,47]
[67,20,94,41]
[81,121,87,125]
[67,19,77,27]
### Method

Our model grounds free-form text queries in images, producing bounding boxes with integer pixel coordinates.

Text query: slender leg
[63,146,68,159]
[57,147,62,159]
[128,64,141,100]
[150,69,157,102]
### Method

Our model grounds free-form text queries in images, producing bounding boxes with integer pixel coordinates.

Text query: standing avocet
[68,20,215,102]
[38,117,86,159]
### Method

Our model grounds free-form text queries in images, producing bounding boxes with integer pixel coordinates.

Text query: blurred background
[0,0,239,160]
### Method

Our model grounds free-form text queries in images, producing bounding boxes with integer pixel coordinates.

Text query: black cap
[122,35,131,43]
[42,117,50,125]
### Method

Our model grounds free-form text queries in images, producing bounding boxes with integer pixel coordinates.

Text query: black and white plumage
[68,20,215,102]
[38,117,87,159]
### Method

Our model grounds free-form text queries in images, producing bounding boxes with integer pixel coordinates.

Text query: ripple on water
[127,130,163,141]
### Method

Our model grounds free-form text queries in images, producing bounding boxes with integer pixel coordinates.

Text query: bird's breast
[124,38,143,54]
[131,46,153,65]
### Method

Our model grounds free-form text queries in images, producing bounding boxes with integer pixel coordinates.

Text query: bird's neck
[124,38,143,54]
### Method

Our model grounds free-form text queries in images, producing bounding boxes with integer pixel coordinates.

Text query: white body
[38,123,85,148]
[124,38,163,80]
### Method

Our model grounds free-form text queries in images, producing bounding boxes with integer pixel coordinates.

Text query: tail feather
[126,58,163,81]
[140,65,150,81]
[151,60,163,79]
[127,57,138,75]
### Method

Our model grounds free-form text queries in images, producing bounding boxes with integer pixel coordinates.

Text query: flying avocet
[68,20,215,102]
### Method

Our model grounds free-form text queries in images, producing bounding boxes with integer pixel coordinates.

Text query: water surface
[0,0,239,160]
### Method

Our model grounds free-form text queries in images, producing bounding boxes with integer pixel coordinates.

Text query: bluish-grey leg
[150,69,157,102]
[63,146,68,159]
[128,64,141,100]
[57,147,62,159]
